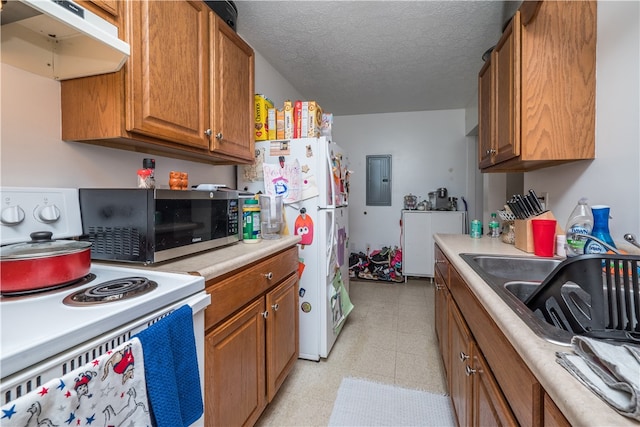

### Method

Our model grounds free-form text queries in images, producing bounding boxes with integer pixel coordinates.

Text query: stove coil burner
[63,277,158,306]
[0,274,97,299]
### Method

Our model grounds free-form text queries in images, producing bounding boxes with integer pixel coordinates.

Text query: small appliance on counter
[79,188,240,263]
[404,193,418,210]
[428,187,450,210]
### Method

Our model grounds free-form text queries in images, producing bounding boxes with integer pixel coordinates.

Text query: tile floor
[256,278,448,426]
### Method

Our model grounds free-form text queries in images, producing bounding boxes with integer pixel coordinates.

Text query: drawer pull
[263,272,273,280]
[459,352,469,362]
[262,310,269,319]
[465,365,477,376]
[272,303,279,311]
[435,259,446,264]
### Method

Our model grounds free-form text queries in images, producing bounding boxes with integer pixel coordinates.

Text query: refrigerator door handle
[326,209,336,277]
[324,141,337,209]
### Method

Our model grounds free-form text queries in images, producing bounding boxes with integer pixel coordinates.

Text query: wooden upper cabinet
[477,0,596,172]
[210,13,255,161]
[89,0,119,18]
[61,0,255,164]
[477,59,493,169]
[492,11,520,165]
[126,0,210,149]
[75,0,120,26]
[520,0,596,163]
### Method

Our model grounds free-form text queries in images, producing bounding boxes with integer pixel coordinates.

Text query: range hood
[1,0,130,80]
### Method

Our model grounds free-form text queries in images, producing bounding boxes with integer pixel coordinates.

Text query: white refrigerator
[237,137,353,361]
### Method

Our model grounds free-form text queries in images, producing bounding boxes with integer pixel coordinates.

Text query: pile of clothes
[349,247,403,282]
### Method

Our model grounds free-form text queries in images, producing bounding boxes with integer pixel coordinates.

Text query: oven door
[1,292,211,411]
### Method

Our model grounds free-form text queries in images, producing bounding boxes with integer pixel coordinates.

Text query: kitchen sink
[460,253,573,345]
[469,255,561,281]
[503,281,540,302]
[462,253,640,346]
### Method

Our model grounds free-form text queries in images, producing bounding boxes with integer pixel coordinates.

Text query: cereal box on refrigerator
[284,100,294,139]
[254,94,274,141]
[267,108,276,140]
[307,101,323,137]
[276,109,285,139]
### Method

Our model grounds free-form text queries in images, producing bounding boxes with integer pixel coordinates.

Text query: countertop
[434,234,639,426]
[95,236,301,282]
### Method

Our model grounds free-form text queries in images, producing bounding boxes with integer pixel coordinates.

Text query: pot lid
[1,231,91,259]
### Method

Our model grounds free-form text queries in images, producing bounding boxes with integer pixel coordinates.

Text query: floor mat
[328,377,455,426]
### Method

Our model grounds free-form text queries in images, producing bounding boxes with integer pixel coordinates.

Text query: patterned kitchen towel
[135,304,203,427]
[0,338,151,426]
[556,335,640,421]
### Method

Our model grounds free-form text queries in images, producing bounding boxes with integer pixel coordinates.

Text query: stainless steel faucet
[570,232,621,255]
[624,233,640,249]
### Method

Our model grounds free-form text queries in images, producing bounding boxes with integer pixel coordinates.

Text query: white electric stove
[0,188,209,411]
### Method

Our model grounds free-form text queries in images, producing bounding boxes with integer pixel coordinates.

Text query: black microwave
[79,188,240,263]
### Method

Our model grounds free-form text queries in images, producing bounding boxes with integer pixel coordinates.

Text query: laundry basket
[525,254,640,336]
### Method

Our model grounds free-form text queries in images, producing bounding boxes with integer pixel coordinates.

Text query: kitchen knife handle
[529,189,544,212]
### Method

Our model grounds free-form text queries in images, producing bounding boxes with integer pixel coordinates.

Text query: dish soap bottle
[489,213,500,238]
[585,205,616,253]
[565,198,593,257]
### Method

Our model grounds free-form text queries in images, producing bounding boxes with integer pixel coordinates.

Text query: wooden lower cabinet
[206,298,266,427]
[435,243,565,427]
[471,342,518,426]
[543,393,571,427]
[265,275,299,402]
[204,247,299,426]
[434,267,450,379]
[449,301,473,427]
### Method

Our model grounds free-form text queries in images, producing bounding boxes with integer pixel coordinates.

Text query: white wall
[0,64,235,189]
[523,1,640,242]
[333,110,471,253]
[252,50,305,110]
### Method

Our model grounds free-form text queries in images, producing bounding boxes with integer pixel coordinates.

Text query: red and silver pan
[1,231,91,293]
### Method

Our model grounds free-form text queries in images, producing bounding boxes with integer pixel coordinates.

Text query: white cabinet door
[402,211,465,278]
[402,211,432,277]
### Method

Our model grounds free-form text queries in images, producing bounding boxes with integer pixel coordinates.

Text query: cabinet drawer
[449,267,542,427]
[205,246,298,329]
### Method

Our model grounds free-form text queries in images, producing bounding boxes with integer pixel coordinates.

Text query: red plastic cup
[532,219,557,257]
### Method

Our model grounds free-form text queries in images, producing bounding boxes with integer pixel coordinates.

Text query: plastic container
[565,198,593,257]
[242,199,261,243]
[585,205,616,254]
[259,195,282,240]
[556,234,567,257]
[489,213,500,238]
[137,158,155,189]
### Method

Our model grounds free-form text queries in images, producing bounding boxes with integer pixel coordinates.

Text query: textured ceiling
[235,1,512,116]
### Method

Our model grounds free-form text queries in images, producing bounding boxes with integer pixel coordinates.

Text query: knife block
[514,211,563,253]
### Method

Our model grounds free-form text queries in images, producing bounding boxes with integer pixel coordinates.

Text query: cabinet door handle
[435,259,446,264]
[465,365,477,376]
[262,310,269,319]
[215,132,223,140]
[435,283,444,291]
[459,352,469,362]
[263,272,273,280]
[204,129,212,137]
[271,303,279,311]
